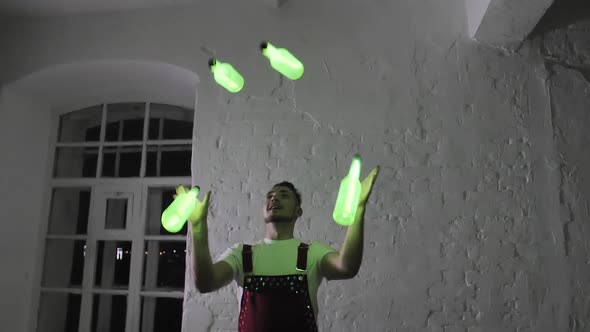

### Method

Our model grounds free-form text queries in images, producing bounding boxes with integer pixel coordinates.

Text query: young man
[177,166,379,332]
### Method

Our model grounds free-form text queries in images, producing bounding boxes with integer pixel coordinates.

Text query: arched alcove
[5,59,200,112]
[0,59,200,332]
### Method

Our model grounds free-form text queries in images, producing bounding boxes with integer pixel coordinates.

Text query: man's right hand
[174,185,211,228]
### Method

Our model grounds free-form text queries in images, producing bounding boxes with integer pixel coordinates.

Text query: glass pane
[37,292,81,332]
[105,121,119,142]
[105,103,145,142]
[54,147,98,178]
[101,145,142,177]
[146,187,189,235]
[142,241,186,291]
[58,105,103,142]
[42,240,85,288]
[48,188,91,235]
[105,198,128,230]
[148,104,193,140]
[148,118,160,140]
[140,297,182,332]
[91,294,127,332]
[95,241,132,289]
[146,145,191,177]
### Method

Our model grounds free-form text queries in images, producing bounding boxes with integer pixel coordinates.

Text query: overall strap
[242,244,253,274]
[296,243,309,272]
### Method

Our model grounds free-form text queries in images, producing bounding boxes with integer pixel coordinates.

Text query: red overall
[238,242,319,332]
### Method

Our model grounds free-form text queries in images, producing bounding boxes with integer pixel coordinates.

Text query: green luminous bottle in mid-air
[333,155,362,226]
[209,58,244,93]
[161,186,200,233]
[260,41,304,80]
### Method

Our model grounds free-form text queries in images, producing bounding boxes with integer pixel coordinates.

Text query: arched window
[38,102,193,332]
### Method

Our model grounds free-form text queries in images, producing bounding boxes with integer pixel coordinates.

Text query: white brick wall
[185,33,574,331]
[542,18,590,331]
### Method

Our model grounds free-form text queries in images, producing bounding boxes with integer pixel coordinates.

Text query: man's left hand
[359,165,380,207]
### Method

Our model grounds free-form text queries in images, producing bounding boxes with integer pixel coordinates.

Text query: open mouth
[269,206,282,211]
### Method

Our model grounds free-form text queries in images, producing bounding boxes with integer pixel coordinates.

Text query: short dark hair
[272,181,302,207]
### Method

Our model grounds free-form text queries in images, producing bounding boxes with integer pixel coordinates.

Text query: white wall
[466,0,491,38]
[0,0,587,331]
[0,86,52,332]
[541,18,590,331]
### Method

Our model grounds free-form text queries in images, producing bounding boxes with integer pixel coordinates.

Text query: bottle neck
[347,160,361,179]
[188,187,200,197]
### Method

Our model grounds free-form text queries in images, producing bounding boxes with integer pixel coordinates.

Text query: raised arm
[192,233,233,293]
[321,166,380,280]
[177,187,233,293]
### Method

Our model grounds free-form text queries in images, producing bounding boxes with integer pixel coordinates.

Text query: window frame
[31,102,193,332]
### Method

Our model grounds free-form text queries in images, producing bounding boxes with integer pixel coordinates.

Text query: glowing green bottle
[333,155,362,226]
[260,41,304,80]
[209,58,244,93]
[161,186,200,233]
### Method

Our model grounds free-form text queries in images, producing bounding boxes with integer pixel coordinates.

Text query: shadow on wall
[531,0,590,36]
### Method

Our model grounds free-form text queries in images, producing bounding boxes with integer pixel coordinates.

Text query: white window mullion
[115,119,124,178]
[97,241,116,331]
[128,184,146,332]
[140,103,150,178]
[156,119,164,177]
[105,141,145,147]
[91,289,128,295]
[40,287,83,294]
[146,139,192,145]
[96,104,107,179]
[78,186,100,332]
[144,235,186,241]
[55,142,101,148]
[142,240,159,332]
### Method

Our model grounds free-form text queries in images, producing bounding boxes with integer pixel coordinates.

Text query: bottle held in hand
[333,155,362,226]
[161,186,200,233]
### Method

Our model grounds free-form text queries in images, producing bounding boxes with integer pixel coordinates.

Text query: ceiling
[0,0,196,17]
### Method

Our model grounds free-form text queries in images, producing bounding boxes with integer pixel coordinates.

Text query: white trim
[55,142,101,148]
[46,234,88,240]
[139,291,184,298]
[52,101,196,118]
[90,289,130,296]
[27,111,60,332]
[50,177,192,187]
[37,287,136,296]
[40,287,84,294]
[144,235,187,241]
